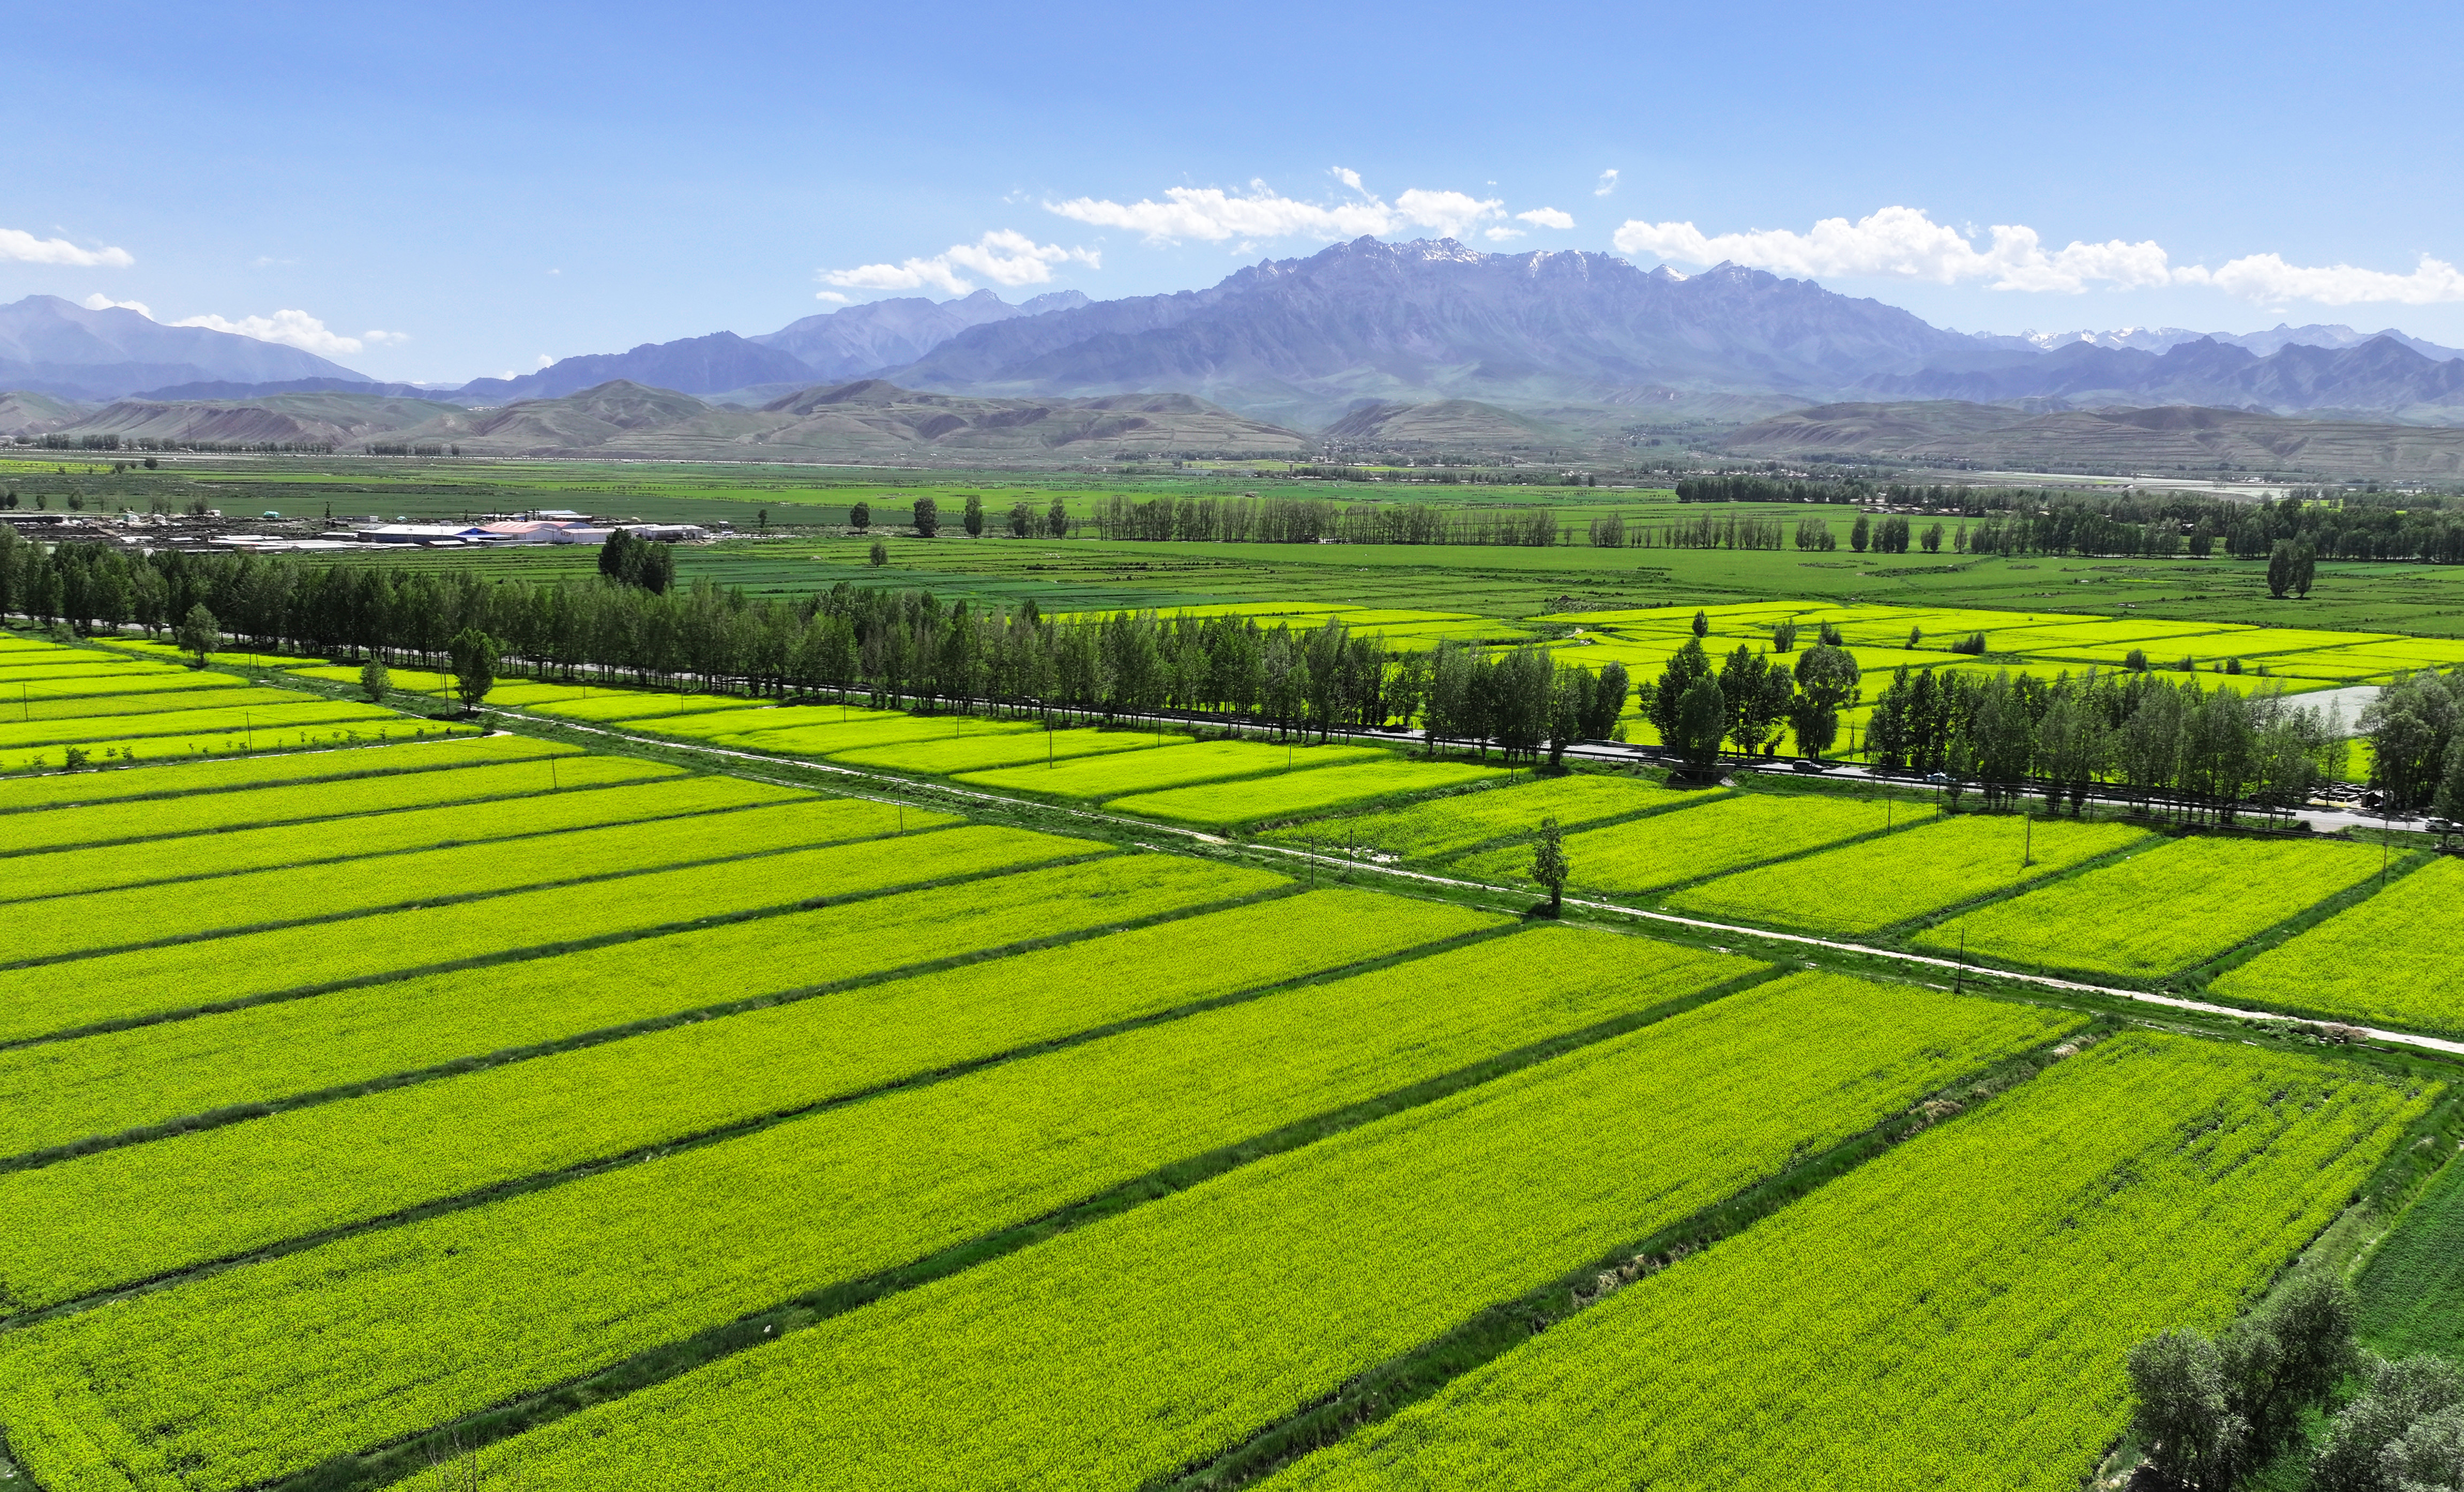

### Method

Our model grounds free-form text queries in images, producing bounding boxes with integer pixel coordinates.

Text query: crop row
[723,713,1043,758]
[831,724,1163,775]
[1912,834,2383,978]
[0,670,253,704]
[961,738,1387,800]
[0,697,400,751]
[527,692,771,724]
[0,875,1435,1165]
[0,684,297,725]
[1458,790,1905,897]
[463,972,2074,1491]
[6,718,483,772]
[0,732,573,815]
[0,752,675,862]
[1109,758,1500,829]
[644,703,904,740]
[1276,1033,2434,1491]
[0,762,712,904]
[1666,813,2150,936]
[0,890,1530,1490]
[0,802,976,1043]
[1259,772,1698,863]
[0,845,1253,1312]
[2212,857,2464,1034]
[9,782,817,965]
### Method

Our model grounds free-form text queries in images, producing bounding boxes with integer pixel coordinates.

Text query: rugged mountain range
[873,238,1983,428]
[0,296,367,401]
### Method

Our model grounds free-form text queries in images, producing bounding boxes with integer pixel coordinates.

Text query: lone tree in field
[912,497,940,537]
[174,603,217,667]
[1531,815,1568,916]
[448,627,499,713]
[963,494,985,536]
[848,501,871,532]
[869,540,888,566]
[359,658,391,703]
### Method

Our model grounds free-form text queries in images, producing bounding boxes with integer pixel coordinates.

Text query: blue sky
[10,0,2461,383]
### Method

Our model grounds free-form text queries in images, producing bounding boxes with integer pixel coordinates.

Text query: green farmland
[0,578,2458,1492]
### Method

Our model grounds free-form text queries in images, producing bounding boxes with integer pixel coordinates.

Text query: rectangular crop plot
[526,692,780,724]
[0,764,716,904]
[7,783,817,966]
[961,739,1390,799]
[5,718,484,772]
[0,923,1759,1490]
[0,880,1472,1164]
[2211,857,2464,1035]
[422,973,2076,1492]
[1912,835,2383,979]
[1109,758,1501,828]
[0,806,1009,1043]
[1259,772,1700,862]
[2354,1150,2464,1361]
[1273,1033,2431,1492]
[0,697,404,751]
[1666,813,2151,936]
[0,684,307,724]
[830,725,1168,775]
[640,703,904,740]
[720,714,1044,759]
[1457,790,1907,898]
[0,733,574,816]
[0,670,254,704]
[0,751,670,857]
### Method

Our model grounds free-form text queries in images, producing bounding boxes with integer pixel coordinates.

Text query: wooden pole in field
[2023,813,2033,868]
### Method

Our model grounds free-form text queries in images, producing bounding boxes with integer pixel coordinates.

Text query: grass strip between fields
[1107,758,1502,830]
[0,697,405,752]
[958,739,1390,800]
[1261,1033,2435,1492]
[0,802,975,1046]
[1256,772,1710,864]
[4,718,485,773]
[421,972,2074,1492]
[0,896,1551,1491]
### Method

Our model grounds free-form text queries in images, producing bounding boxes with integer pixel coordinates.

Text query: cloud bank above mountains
[1611,205,2464,307]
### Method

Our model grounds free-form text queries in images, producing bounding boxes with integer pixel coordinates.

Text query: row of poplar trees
[12,534,1630,764]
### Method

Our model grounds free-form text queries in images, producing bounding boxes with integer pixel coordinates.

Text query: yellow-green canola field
[0,617,2452,1492]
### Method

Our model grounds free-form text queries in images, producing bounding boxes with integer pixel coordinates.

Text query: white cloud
[81,292,154,317]
[536,354,554,368]
[1485,227,1525,243]
[824,229,1099,296]
[1516,207,1576,230]
[2173,253,2464,307]
[1,227,133,268]
[1594,170,1618,197]
[1607,203,2464,307]
[362,329,411,346]
[1610,205,2169,292]
[1044,176,1503,246]
[814,290,850,303]
[170,308,364,357]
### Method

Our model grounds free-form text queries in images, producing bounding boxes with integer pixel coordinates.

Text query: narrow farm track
[517,710,2464,1062]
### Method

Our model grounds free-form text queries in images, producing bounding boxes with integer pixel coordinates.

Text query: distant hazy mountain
[0,295,368,400]
[1862,335,2464,419]
[753,289,1088,380]
[454,332,817,404]
[2012,322,2464,361]
[878,237,1980,427]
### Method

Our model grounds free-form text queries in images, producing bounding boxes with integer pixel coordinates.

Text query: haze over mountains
[12,238,2464,478]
